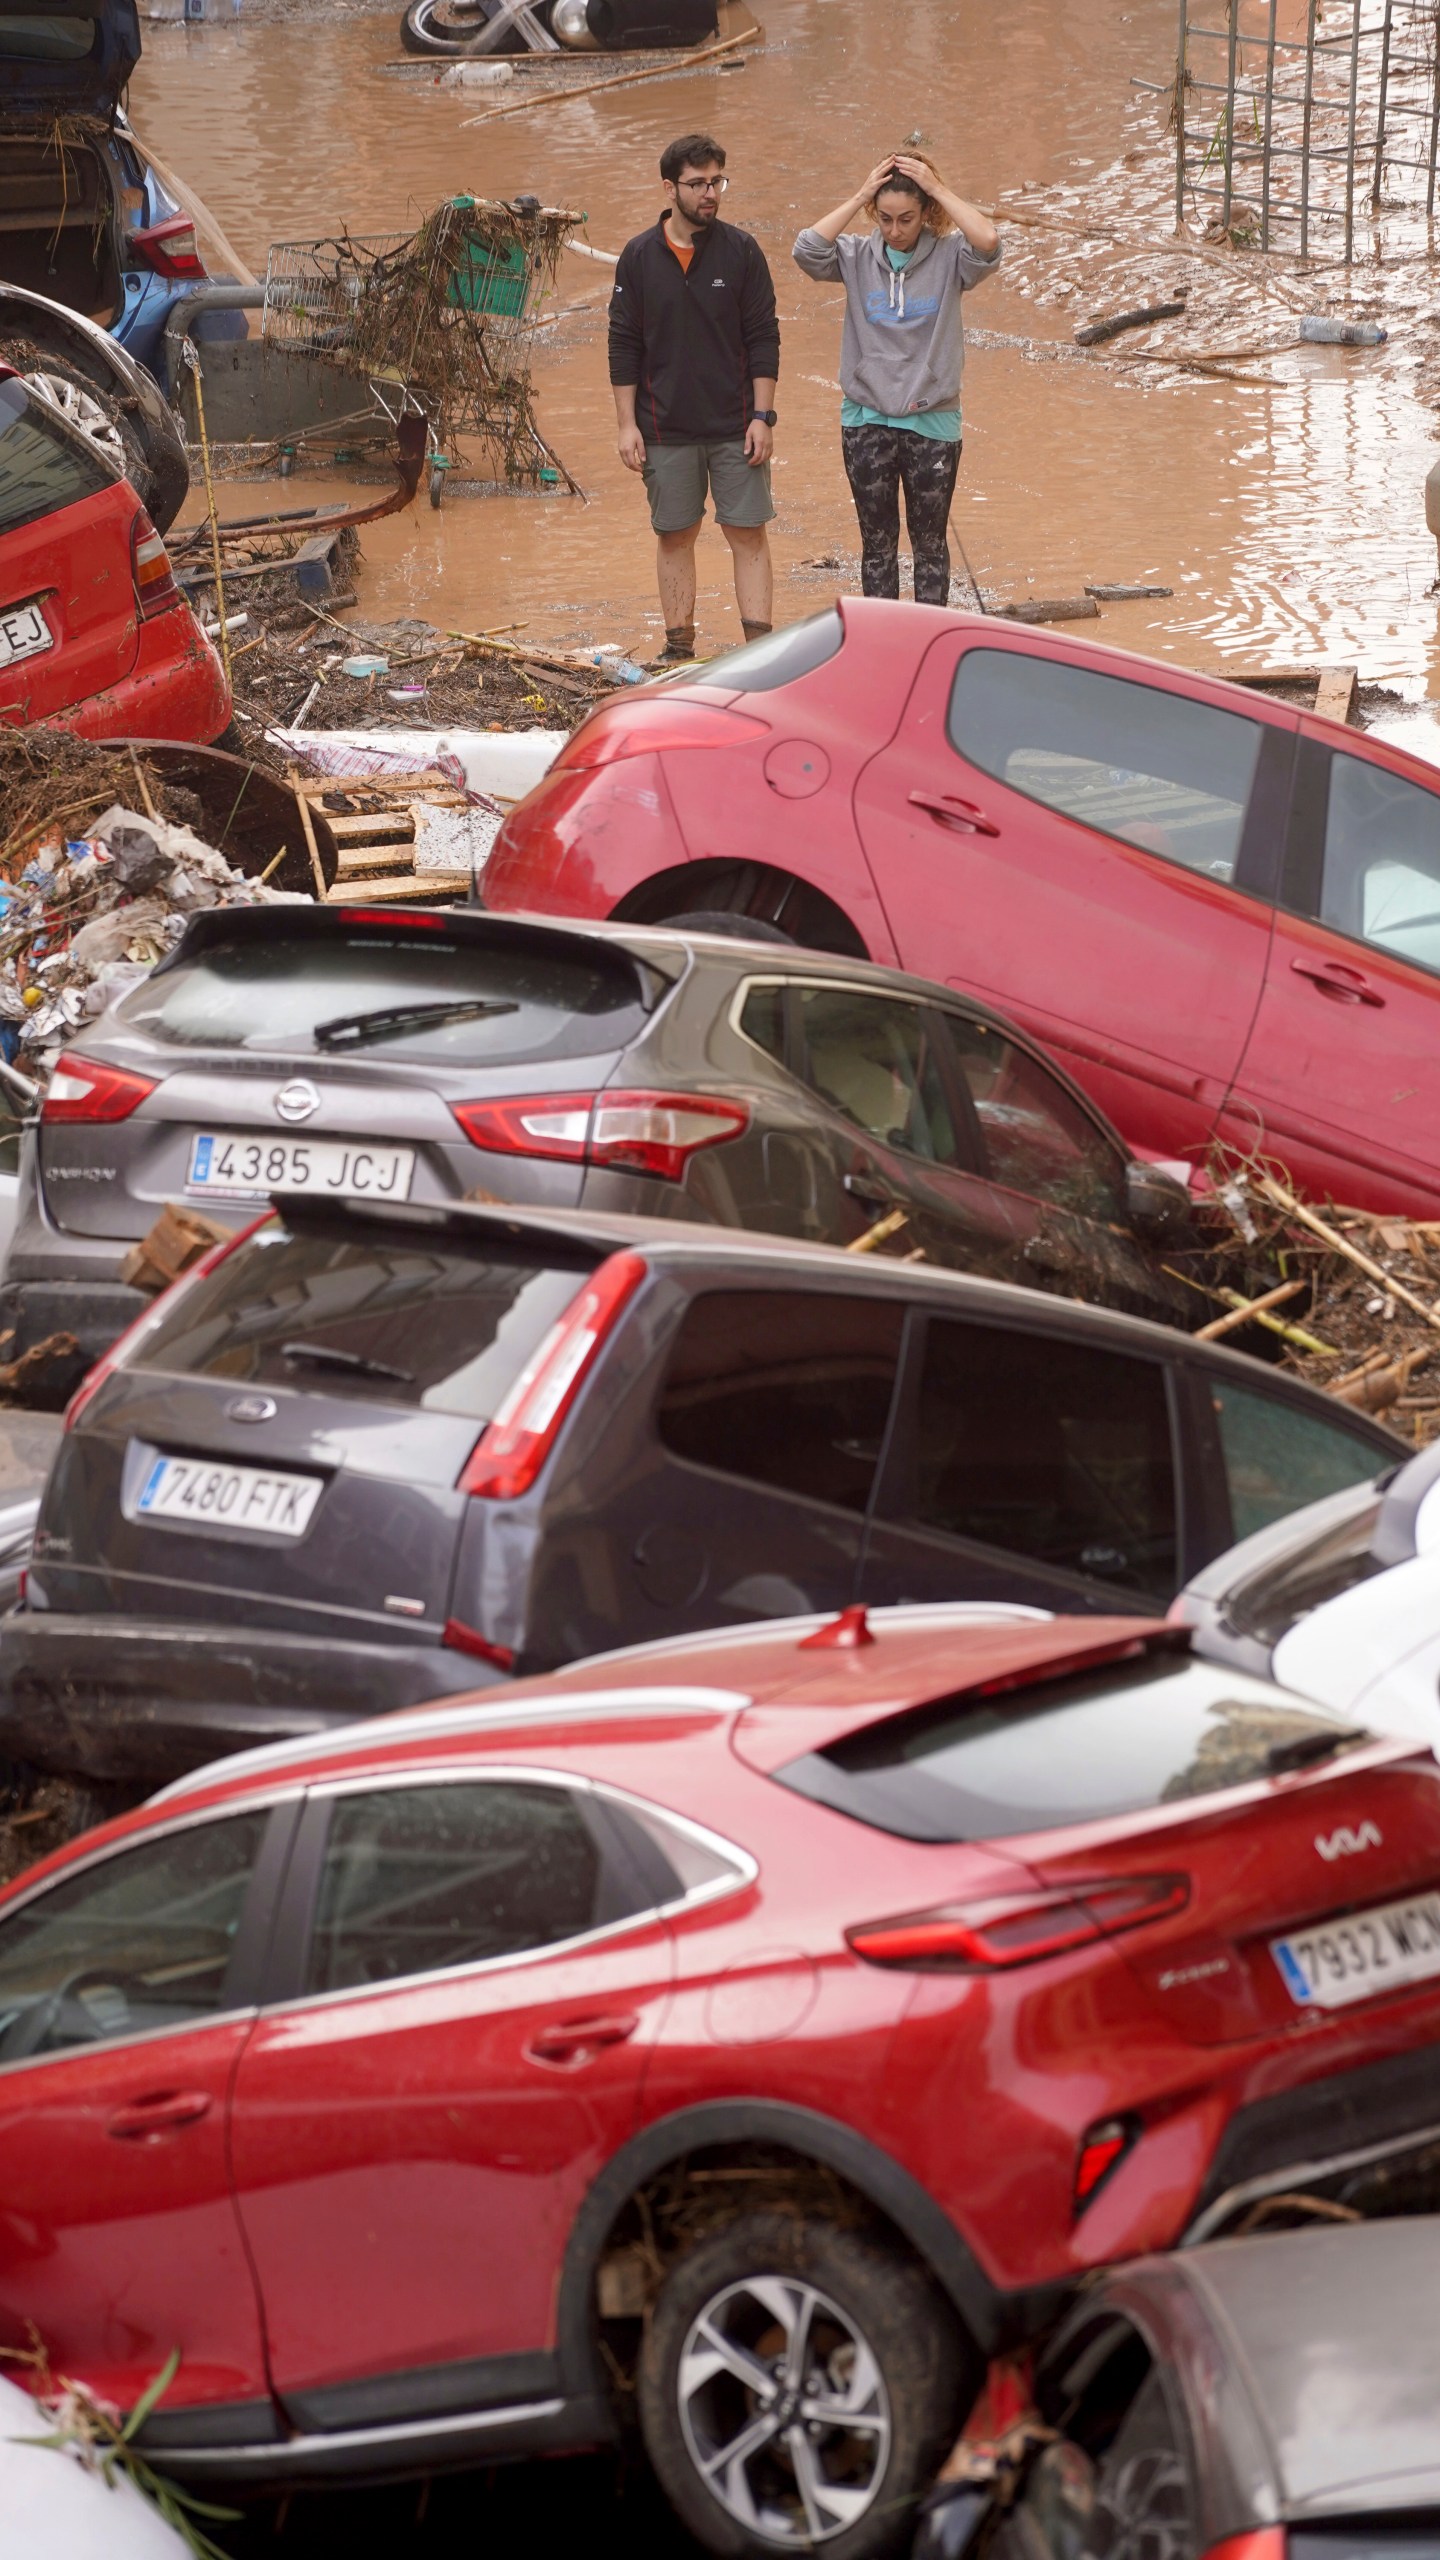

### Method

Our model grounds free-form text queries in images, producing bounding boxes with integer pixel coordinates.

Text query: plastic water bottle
[1299,316,1386,346]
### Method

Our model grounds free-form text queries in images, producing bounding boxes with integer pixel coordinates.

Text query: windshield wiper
[312,997,518,1051]
[280,1340,414,1385]
[1265,1724,1368,1775]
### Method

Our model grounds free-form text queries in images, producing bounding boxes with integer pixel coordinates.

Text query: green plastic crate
[448,233,530,319]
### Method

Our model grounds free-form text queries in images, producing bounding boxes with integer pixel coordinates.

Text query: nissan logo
[274,1079,321,1126]
[226,1395,277,1425]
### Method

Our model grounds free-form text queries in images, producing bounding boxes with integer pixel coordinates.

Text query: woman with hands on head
[794,152,1000,605]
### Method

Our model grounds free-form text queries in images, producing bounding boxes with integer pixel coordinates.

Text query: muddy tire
[637,2210,974,2560]
[663,910,795,944]
[14,349,188,533]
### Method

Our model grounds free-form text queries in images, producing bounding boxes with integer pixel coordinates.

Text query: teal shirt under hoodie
[792,220,1001,439]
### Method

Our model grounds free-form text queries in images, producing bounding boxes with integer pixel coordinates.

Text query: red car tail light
[1204,2537,1286,2560]
[130,215,207,279]
[558,700,769,771]
[451,1090,748,1182]
[63,1213,271,1434]
[847,1876,1189,1972]
[130,511,180,619]
[457,1249,647,1501]
[43,1052,157,1125]
[1074,2115,1138,2210]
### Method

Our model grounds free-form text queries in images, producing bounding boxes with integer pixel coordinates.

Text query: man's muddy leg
[841,423,903,598]
[720,520,773,640]
[657,521,702,655]
[897,434,962,605]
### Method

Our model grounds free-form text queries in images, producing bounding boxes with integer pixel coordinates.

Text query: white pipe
[565,238,620,265]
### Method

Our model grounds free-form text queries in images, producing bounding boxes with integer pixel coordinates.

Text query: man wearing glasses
[609,131,780,661]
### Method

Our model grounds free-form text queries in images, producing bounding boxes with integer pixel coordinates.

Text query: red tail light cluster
[451,1090,748,1183]
[847,1876,1189,1972]
[43,1052,157,1125]
[130,512,180,620]
[1074,2115,1138,2210]
[457,1250,647,1502]
[131,216,207,280]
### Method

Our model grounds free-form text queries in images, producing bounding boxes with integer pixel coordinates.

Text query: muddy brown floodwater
[133,0,1440,730]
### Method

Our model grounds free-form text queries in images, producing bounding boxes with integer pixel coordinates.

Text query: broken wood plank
[322,812,416,842]
[1314,665,1360,726]
[1084,581,1175,601]
[993,597,1100,626]
[119,1201,233,1295]
[1075,298,1187,347]
[1195,1278,1305,1341]
[325,873,470,903]
[1259,1173,1440,1335]
[334,843,421,873]
[290,769,328,900]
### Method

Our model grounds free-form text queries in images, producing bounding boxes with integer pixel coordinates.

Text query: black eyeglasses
[678,175,728,194]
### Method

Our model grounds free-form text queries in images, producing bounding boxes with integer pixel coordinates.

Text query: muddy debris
[212,591,622,736]
[1190,1164,1440,1445]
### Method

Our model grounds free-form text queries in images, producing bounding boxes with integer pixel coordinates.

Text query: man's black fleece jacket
[608,213,781,444]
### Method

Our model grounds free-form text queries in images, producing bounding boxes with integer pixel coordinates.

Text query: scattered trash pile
[0,732,300,1091]
[225,604,621,734]
[1198,1161,1440,1443]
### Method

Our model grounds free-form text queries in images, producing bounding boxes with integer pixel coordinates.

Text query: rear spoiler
[153,901,680,1007]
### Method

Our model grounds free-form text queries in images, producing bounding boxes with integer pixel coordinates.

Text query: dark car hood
[0,0,139,116]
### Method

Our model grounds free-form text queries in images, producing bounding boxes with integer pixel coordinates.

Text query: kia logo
[1316,1821,1382,1860]
[226,1394,277,1425]
[274,1080,321,1126]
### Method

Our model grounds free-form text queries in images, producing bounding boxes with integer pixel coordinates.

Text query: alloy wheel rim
[677,2271,892,2546]
[25,371,129,478]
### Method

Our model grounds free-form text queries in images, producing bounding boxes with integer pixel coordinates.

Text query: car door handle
[526,2013,639,2068]
[1290,955,1385,1006]
[106,2089,213,2141]
[843,1173,893,1208]
[906,790,1001,836]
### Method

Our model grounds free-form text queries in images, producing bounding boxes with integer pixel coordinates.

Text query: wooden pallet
[293,772,475,904]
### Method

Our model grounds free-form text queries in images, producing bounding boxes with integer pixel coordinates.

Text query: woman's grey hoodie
[792,222,1000,416]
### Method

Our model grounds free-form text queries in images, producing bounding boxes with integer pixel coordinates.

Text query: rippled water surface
[132,0,1440,692]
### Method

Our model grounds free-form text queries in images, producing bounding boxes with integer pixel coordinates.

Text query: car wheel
[663,910,795,945]
[637,2210,972,2560]
[18,352,186,532]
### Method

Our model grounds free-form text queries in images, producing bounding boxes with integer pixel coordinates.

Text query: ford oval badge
[227,1394,278,1425]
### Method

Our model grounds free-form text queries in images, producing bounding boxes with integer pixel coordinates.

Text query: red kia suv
[5,1607,1440,2554]
[0,362,228,743]
[482,600,1440,1217]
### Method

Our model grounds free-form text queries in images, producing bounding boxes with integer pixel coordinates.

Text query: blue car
[0,0,230,381]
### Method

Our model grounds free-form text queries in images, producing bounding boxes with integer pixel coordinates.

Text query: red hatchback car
[483,601,1440,1217]
[6,1607,1440,2555]
[0,363,228,743]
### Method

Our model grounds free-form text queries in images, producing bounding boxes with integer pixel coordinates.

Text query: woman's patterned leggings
[840,424,962,606]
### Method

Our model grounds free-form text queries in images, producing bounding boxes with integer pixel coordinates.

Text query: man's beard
[693,201,719,225]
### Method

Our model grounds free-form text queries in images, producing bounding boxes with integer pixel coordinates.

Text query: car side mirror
[1125,1161,1193,1244]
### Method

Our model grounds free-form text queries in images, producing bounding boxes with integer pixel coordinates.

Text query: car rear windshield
[116,924,660,1066]
[775,1652,1366,1841]
[125,1220,599,1418]
[697,609,843,694]
[0,374,111,539]
[1221,1495,1386,1645]
[1292,2534,1440,2560]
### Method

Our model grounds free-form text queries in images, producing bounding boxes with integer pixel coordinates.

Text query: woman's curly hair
[863,156,955,237]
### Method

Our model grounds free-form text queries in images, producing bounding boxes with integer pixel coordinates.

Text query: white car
[1175,1439,1440,1749]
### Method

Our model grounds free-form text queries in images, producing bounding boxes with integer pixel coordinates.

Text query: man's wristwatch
[754,409,778,426]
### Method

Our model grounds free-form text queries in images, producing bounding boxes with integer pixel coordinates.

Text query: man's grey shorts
[642,439,774,533]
